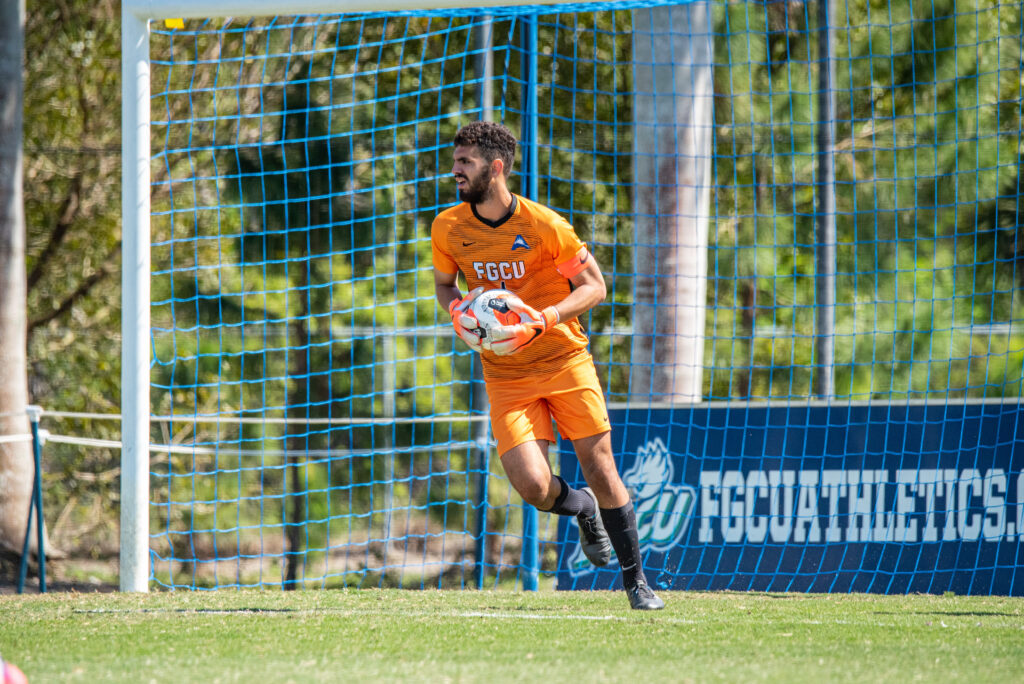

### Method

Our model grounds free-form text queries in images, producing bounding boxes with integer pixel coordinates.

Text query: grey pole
[815,0,837,399]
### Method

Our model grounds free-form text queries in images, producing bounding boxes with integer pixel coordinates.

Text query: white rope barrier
[2,408,490,456]
[42,410,488,426]
[147,414,490,426]
[35,430,486,458]
[40,410,120,421]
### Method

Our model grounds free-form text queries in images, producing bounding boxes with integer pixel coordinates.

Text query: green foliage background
[18,1,1023,586]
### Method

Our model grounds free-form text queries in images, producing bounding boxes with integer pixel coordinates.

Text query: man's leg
[572,431,665,610]
[499,439,593,514]
[499,440,611,566]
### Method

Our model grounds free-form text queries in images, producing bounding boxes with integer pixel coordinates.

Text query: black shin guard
[600,501,645,589]
[545,476,597,518]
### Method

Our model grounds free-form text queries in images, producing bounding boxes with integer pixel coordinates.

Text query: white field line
[68,607,1024,628]
[71,607,634,622]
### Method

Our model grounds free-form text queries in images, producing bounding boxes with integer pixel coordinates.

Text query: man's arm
[434,267,463,312]
[549,255,607,323]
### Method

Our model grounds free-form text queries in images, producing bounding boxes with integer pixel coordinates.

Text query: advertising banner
[557,402,1024,595]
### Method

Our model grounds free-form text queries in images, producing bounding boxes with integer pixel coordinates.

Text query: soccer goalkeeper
[431,121,664,610]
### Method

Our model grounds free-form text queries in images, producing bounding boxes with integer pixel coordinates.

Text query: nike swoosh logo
[579,253,589,265]
[463,241,475,246]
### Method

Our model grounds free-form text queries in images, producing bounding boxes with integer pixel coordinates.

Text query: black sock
[544,476,597,518]
[600,502,646,589]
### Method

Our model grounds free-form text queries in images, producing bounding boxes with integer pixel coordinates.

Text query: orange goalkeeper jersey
[432,194,593,380]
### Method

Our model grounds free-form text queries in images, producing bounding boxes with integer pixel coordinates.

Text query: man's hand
[448,286,485,352]
[486,300,559,356]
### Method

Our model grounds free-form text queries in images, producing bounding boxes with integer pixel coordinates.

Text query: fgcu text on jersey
[566,438,696,576]
[472,260,526,282]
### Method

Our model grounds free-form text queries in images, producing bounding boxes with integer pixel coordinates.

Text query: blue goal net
[143,0,1023,592]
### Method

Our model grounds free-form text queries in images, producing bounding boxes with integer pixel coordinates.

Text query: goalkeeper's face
[452,145,498,205]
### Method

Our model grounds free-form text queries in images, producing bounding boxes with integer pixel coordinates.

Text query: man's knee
[578,450,621,485]
[579,462,623,496]
[515,476,556,509]
[574,440,630,508]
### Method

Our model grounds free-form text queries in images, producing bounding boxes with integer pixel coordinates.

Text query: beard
[456,168,493,205]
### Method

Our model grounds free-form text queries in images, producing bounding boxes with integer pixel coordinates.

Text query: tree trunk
[0,0,35,562]
[629,3,714,404]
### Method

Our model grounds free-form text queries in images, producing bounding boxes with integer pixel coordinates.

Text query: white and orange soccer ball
[468,288,539,341]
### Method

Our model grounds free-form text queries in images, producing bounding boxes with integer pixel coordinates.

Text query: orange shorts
[484,356,611,455]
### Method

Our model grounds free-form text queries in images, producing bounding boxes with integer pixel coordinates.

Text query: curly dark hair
[453,121,517,178]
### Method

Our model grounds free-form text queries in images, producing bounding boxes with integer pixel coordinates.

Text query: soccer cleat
[626,580,665,611]
[576,487,612,567]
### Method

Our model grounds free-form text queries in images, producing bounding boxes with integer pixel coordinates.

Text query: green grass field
[1,589,1022,682]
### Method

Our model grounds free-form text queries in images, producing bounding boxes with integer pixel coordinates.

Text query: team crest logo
[511,235,530,250]
[565,438,695,576]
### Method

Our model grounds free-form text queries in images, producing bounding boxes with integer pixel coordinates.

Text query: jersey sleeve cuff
[433,262,460,278]
[555,246,591,279]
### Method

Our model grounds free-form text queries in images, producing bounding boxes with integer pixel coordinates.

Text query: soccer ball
[469,289,537,339]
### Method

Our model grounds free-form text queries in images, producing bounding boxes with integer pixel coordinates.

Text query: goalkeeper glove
[448,286,485,352]
[486,300,559,356]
